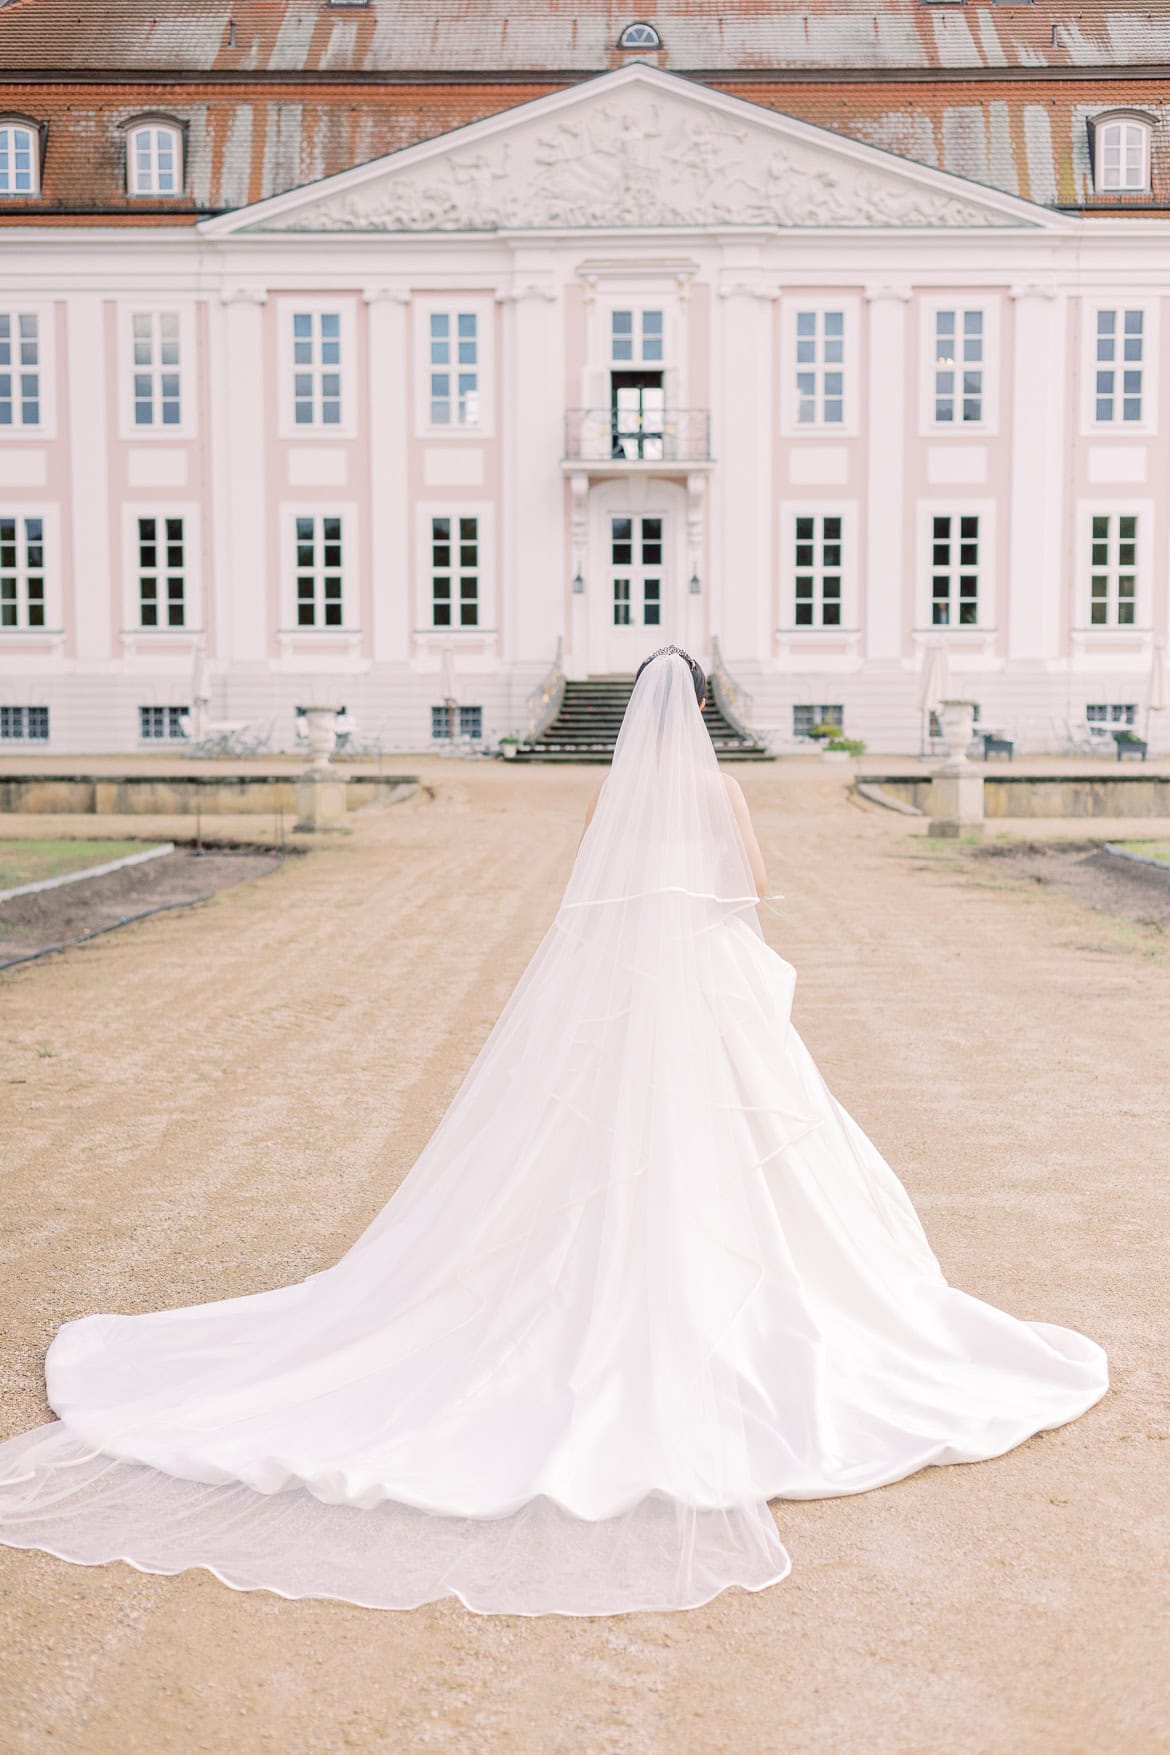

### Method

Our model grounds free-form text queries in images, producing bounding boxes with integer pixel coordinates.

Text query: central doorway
[586,476,686,676]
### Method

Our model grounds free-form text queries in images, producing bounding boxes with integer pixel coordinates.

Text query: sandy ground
[0,763,1167,1755]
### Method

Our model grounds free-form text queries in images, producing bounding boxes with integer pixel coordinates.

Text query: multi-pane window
[793,514,843,626]
[0,515,45,628]
[0,124,37,195]
[794,311,844,425]
[431,516,479,627]
[611,310,663,363]
[139,705,189,740]
[429,313,478,426]
[127,123,182,196]
[933,310,983,423]
[132,313,181,427]
[294,515,343,626]
[0,705,49,741]
[930,514,979,625]
[793,704,843,737]
[1087,703,1137,728]
[1095,310,1144,423]
[293,312,342,427]
[431,704,483,740]
[1089,513,1138,625]
[0,313,39,427]
[137,516,186,628]
[1094,120,1150,194]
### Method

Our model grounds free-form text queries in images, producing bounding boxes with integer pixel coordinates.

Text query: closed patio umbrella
[917,639,950,754]
[439,641,460,740]
[190,637,210,741]
[1145,636,1168,738]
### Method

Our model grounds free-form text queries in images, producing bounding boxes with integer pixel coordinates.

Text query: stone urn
[303,706,341,774]
[938,700,977,767]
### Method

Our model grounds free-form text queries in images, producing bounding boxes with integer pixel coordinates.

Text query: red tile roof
[2,0,1169,75]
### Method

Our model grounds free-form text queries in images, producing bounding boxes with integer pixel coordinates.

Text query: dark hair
[634,645,707,706]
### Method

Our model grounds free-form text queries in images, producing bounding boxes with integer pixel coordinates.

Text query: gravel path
[0,763,1165,1755]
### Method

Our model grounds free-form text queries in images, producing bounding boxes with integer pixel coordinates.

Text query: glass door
[607,514,665,669]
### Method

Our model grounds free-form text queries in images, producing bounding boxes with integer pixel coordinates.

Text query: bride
[0,647,1107,1616]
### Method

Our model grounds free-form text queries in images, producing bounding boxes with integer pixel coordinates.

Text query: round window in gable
[618,22,662,50]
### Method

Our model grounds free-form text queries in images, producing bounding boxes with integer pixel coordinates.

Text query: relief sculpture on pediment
[267,92,1022,233]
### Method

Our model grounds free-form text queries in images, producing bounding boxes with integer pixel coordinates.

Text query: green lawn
[0,839,161,891]
[1116,841,1170,864]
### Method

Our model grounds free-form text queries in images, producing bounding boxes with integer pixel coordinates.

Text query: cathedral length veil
[0,653,1107,1615]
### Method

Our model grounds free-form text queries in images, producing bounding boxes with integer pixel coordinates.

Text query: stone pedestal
[928,698,984,838]
[928,767,985,838]
[295,774,347,832]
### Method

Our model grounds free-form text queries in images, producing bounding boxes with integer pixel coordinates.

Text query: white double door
[589,481,683,674]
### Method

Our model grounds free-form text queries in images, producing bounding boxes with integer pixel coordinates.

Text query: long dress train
[0,654,1108,1615]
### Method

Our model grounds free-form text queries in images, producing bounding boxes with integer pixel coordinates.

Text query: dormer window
[0,121,39,196]
[1092,114,1152,195]
[126,120,184,196]
[617,22,661,49]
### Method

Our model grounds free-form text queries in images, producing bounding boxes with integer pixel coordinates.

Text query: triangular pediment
[201,64,1064,236]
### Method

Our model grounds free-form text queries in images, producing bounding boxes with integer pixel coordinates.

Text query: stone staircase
[517,676,772,762]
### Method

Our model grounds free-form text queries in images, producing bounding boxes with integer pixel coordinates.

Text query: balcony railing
[564,408,711,464]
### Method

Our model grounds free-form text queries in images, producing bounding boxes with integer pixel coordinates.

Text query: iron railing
[708,636,755,741]
[526,637,565,740]
[564,408,711,464]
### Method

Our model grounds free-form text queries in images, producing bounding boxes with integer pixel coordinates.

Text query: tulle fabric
[0,655,1108,1614]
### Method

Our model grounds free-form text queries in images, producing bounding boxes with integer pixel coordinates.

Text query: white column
[863,284,911,663]
[219,287,268,662]
[364,287,411,663]
[715,279,773,661]
[66,295,112,660]
[501,277,564,666]
[1007,285,1064,663]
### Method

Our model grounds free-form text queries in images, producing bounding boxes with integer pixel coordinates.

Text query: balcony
[563,408,712,473]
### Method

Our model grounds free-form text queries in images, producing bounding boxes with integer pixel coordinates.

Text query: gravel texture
[0,764,1166,1755]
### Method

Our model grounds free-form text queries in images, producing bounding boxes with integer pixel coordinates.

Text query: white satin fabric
[0,654,1108,1614]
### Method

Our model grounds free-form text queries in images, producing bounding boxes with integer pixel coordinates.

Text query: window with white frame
[1089,512,1138,626]
[431,703,483,740]
[611,309,664,364]
[131,312,181,427]
[793,704,843,737]
[139,705,189,740]
[136,515,186,628]
[1086,702,1137,728]
[618,21,661,48]
[0,312,40,428]
[292,515,344,626]
[930,513,980,625]
[0,705,49,741]
[0,122,38,195]
[127,122,183,196]
[793,514,843,626]
[1094,309,1145,423]
[430,516,479,627]
[794,311,844,425]
[0,514,45,627]
[933,309,984,424]
[1093,117,1151,194]
[293,311,342,427]
[429,312,479,427]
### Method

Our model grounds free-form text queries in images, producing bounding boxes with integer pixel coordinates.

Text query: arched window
[0,121,39,196]
[126,120,184,196]
[617,22,661,49]
[1093,114,1152,194]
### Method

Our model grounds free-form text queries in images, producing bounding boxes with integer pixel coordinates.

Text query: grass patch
[0,839,159,891]
[1115,841,1170,864]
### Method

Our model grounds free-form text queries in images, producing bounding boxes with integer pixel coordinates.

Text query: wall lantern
[572,569,585,595]
[689,570,701,595]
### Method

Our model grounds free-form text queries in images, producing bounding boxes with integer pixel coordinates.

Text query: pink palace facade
[2,61,1169,755]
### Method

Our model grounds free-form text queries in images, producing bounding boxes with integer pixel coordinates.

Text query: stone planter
[821,748,850,763]
[303,707,341,774]
[938,699,977,766]
[500,742,519,760]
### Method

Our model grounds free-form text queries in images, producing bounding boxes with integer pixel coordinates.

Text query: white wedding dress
[0,654,1108,1615]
